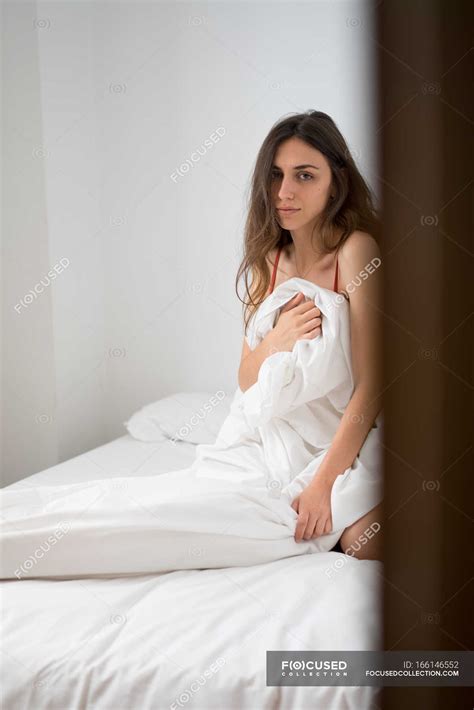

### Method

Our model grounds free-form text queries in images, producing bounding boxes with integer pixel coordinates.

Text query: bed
[1,434,383,709]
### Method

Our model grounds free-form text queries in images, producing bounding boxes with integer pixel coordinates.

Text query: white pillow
[124,391,231,444]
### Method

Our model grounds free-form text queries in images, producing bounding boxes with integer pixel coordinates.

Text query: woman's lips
[278,208,300,216]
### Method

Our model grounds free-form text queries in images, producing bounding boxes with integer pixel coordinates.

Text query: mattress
[1,434,383,709]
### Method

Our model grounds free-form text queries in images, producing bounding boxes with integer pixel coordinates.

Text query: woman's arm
[314,231,383,486]
[238,331,279,392]
[239,253,283,392]
[292,231,384,542]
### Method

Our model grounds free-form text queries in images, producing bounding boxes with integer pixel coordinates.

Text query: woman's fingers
[281,293,304,313]
[303,515,320,540]
[295,510,332,541]
[294,512,310,542]
[290,496,299,512]
[304,516,331,539]
[315,518,327,537]
[295,300,321,317]
[300,327,321,340]
[297,510,317,541]
[304,317,322,331]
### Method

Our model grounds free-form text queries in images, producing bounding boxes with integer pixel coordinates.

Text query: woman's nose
[278,178,295,200]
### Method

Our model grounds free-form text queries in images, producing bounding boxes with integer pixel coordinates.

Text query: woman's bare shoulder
[339,230,379,260]
[338,231,381,299]
[338,231,380,274]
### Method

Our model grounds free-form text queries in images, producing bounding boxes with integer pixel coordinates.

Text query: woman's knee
[339,502,384,560]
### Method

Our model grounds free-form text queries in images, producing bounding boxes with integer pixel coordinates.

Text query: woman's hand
[271,292,322,352]
[291,475,334,542]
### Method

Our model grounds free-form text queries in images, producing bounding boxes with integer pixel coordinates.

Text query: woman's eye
[271,172,313,180]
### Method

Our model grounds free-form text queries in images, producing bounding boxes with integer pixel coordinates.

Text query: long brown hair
[236,110,382,334]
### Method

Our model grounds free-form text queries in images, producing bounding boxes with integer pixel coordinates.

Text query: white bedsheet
[1,437,382,710]
[1,277,384,708]
[0,278,383,580]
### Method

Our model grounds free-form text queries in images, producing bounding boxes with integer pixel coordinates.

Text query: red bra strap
[269,246,282,293]
[333,256,339,292]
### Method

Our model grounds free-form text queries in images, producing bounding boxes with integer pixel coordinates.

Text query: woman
[0,111,384,579]
[236,110,383,559]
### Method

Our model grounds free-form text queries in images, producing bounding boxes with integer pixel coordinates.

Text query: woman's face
[271,137,334,230]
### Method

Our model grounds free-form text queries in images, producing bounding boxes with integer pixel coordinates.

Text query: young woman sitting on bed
[236,110,383,561]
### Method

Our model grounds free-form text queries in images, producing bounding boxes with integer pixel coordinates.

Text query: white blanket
[0,278,383,579]
[1,556,383,710]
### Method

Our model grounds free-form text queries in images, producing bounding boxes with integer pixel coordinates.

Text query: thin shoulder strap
[333,255,339,292]
[269,246,282,294]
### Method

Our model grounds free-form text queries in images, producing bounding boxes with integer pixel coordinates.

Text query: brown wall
[378,0,473,707]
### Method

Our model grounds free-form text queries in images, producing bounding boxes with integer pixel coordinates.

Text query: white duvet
[0,277,383,580]
[1,554,383,710]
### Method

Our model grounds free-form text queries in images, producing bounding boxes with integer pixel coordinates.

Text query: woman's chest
[274,250,337,293]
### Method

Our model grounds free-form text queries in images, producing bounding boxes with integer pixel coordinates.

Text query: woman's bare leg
[339,502,384,560]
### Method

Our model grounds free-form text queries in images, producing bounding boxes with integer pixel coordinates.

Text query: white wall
[1,0,378,485]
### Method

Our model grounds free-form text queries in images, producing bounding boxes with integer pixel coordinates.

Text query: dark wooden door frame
[378,0,473,707]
